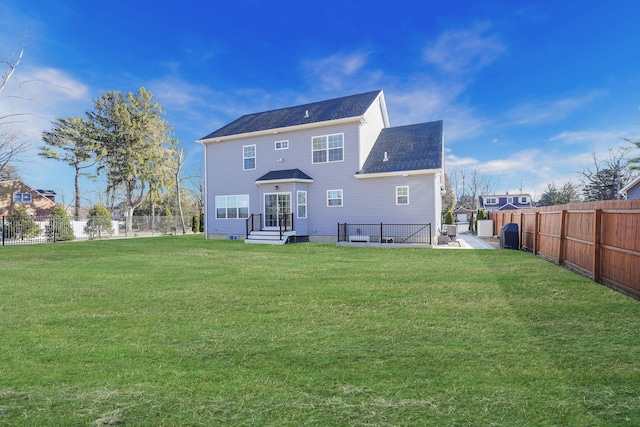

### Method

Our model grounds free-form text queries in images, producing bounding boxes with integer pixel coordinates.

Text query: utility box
[477,220,494,237]
[500,223,519,249]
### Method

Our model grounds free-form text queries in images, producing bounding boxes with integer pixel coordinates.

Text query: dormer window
[520,196,529,204]
[485,197,498,205]
[13,193,32,203]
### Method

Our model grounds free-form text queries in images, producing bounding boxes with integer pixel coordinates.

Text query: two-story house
[478,193,533,212]
[0,180,57,217]
[198,90,444,244]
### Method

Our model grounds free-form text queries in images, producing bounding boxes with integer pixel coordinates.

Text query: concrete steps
[245,230,295,245]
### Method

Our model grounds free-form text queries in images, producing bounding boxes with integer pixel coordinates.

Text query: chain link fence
[1,215,192,246]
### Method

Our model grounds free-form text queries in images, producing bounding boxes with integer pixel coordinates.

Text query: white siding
[358,94,388,169]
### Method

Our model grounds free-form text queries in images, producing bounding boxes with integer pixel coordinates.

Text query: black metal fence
[1,215,189,246]
[337,223,432,245]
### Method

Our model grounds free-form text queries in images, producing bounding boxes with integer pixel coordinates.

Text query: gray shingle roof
[201,90,382,140]
[255,169,313,182]
[360,121,443,174]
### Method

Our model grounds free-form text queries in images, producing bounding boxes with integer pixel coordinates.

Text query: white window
[275,140,289,150]
[507,197,514,204]
[312,133,343,163]
[297,191,307,218]
[215,195,249,219]
[520,196,528,204]
[13,193,32,203]
[243,145,256,170]
[396,186,409,205]
[485,197,498,205]
[327,189,343,207]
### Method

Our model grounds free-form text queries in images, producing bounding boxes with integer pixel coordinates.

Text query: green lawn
[1,235,639,426]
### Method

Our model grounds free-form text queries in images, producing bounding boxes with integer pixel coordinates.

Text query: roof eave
[255,178,314,185]
[354,168,442,179]
[197,115,364,144]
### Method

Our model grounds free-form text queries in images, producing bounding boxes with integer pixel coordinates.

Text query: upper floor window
[507,197,514,204]
[275,140,289,150]
[312,133,343,163]
[520,196,529,204]
[327,189,343,207]
[485,197,498,205]
[13,193,32,203]
[396,186,409,205]
[243,145,256,170]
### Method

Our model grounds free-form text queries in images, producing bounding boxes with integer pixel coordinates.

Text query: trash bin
[500,223,519,249]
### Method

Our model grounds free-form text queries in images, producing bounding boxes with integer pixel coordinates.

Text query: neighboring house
[0,180,57,216]
[198,90,444,244]
[478,193,533,212]
[453,207,475,223]
[620,175,640,200]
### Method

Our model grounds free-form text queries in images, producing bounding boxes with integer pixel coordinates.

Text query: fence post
[593,209,602,283]
[380,223,383,243]
[533,212,539,254]
[558,210,566,265]
[2,216,4,246]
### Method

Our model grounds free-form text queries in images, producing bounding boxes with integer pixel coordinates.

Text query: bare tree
[0,47,23,94]
[0,129,30,179]
[466,165,500,209]
[172,147,187,234]
[579,147,632,201]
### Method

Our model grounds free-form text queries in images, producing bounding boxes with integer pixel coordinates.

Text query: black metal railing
[337,223,432,245]
[246,213,262,237]
[279,213,294,240]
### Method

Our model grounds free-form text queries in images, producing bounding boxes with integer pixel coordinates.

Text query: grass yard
[1,235,639,426]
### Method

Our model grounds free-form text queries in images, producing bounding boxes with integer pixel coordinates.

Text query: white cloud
[423,23,505,74]
[507,91,605,126]
[301,51,381,93]
[550,129,629,145]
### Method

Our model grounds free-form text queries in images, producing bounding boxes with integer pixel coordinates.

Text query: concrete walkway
[435,231,496,250]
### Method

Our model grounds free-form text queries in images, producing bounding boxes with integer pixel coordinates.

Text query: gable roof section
[360,121,443,174]
[200,90,382,140]
[620,174,640,196]
[255,169,313,183]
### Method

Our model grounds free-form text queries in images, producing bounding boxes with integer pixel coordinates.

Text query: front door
[264,193,291,229]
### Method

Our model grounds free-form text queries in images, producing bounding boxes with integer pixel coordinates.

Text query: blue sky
[1,0,640,204]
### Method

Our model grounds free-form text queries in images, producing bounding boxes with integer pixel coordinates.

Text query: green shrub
[191,214,200,233]
[6,205,41,240]
[199,212,204,232]
[443,210,454,225]
[84,204,113,239]
[45,204,75,242]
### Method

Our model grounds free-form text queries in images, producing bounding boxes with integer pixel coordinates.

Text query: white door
[264,193,291,229]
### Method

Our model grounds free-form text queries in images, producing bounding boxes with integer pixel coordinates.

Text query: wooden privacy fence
[489,200,640,299]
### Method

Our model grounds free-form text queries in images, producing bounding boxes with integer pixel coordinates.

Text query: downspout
[203,143,208,239]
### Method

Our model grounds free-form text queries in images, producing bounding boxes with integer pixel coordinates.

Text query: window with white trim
[327,189,343,207]
[485,197,498,205]
[275,140,289,150]
[396,186,409,205]
[507,197,514,204]
[520,196,528,204]
[312,133,343,163]
[13,193,32,203]
[297,191,307,218]
[243,145,256,170]
[215,195,249,219]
